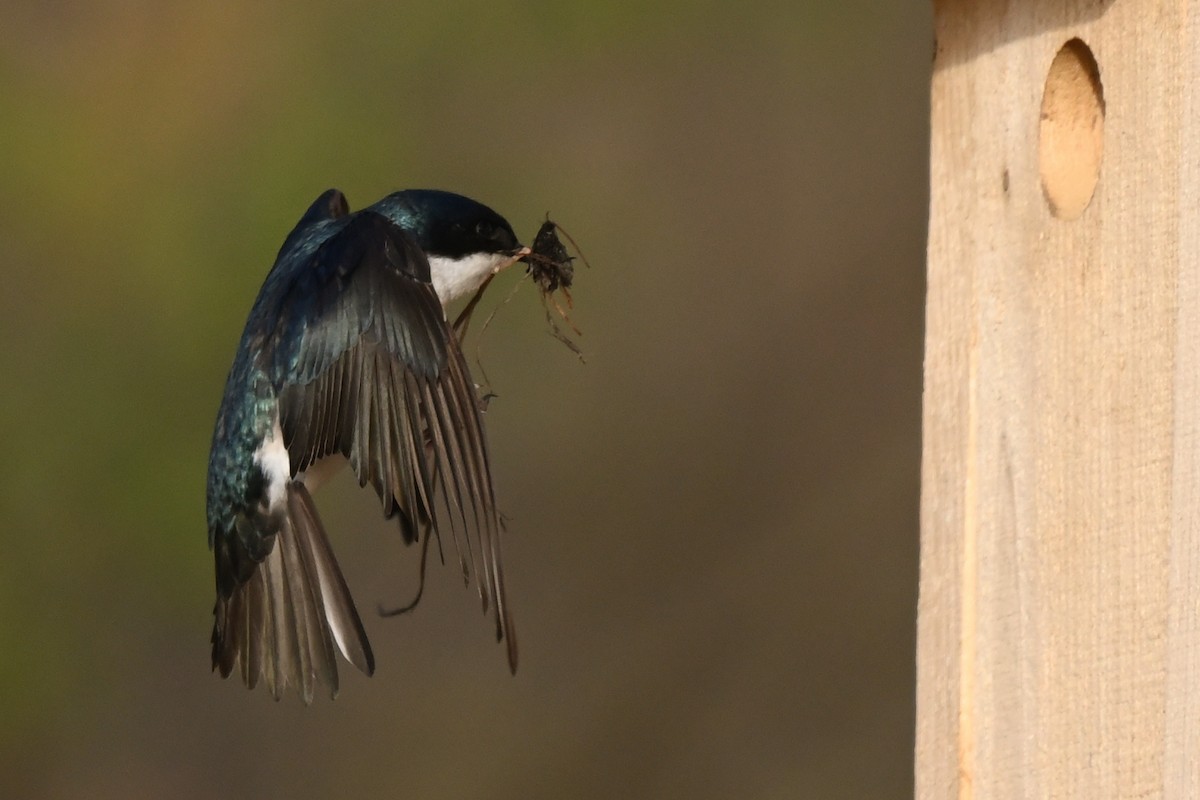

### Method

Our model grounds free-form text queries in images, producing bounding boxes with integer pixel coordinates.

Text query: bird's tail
[211,482,375,702]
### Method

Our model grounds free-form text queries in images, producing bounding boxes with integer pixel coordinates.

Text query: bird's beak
[509,245,532,266]
[490,246,530,277]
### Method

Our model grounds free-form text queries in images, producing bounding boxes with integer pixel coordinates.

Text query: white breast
[427,252,514,305]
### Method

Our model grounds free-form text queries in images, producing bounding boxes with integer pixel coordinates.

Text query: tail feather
[288,484,375,676]
[240,569,264,690]
[273,512,322,702]
[212,482,375,701]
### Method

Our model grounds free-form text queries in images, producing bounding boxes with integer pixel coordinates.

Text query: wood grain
[918,2,1193,797]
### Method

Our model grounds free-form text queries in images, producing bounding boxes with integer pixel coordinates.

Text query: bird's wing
[266,209,516,671]
[274,188,350,261]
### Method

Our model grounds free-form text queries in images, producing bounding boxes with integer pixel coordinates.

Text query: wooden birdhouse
[918,2,1199,797]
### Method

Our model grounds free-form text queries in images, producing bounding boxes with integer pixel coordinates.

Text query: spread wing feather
[271,210,517,671]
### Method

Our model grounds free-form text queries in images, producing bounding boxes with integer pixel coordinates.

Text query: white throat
[427,252,514,306]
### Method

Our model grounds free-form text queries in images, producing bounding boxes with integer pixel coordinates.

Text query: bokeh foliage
[0,3,929,797]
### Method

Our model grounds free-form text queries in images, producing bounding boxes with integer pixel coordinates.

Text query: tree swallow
[206,188,528,701]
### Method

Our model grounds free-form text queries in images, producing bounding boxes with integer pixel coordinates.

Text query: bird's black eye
[475,220,497,238]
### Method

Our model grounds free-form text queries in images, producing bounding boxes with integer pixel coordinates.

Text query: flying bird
[205,188,529,701]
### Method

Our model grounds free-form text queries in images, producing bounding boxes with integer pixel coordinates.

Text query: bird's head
[386,190,530,305]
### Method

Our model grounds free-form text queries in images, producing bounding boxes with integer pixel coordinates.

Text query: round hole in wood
[1039,38,1104,220]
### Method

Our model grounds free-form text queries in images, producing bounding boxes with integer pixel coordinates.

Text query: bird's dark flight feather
[274,210,515,664]
[208,192,517,701]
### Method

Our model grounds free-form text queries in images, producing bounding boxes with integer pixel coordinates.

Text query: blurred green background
[0,2,929,798]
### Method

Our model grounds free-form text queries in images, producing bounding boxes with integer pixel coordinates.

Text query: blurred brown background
[0,3,930,798]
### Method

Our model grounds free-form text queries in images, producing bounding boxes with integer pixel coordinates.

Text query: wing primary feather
[435,380,488,594]
[369,348,391,503]
[419,379,475,583]
[442,358,494,529]
[427,376,479,535]
[444,347,513,662]
[389,366,422,537]
[432,364,493,604]
[323,356,344,457]
[382,361,405,519]
[352,347,375,485]
[401,371,437,523]
[372,348,396,516]
[338,346,358,457]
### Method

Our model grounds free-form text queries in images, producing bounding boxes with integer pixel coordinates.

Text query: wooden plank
[918,2,1193,797]
[1165,4,1200,793]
